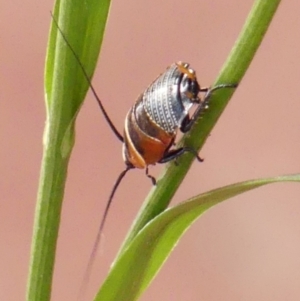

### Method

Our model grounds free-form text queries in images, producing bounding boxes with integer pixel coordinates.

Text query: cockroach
[52,14,237,296]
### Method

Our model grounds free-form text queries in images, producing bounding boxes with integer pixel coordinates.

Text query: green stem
[117,0,281,255]
[26,0,111,300]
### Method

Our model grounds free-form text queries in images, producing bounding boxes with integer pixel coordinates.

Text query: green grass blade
[26,1,111,300]
[95,174,300,301]
[118,0,282,254]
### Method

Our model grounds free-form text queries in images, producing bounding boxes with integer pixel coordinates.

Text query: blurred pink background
[2,0,300,300]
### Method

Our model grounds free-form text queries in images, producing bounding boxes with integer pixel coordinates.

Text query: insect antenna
[50,12,124,142]
[77,165,133,300]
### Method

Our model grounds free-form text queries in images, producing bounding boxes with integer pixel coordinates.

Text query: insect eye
[190,79,200,95]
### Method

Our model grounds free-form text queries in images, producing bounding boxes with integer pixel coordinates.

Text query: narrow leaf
[95,174,300,301]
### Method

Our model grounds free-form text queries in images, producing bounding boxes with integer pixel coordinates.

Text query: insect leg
[180,83,238,133]
[146,167,156,185]
[159,147,204,164]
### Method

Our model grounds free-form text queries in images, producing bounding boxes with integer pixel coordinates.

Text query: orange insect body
[123,62,203,169]
[123,104,175,168]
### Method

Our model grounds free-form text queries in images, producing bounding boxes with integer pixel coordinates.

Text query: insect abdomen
[123,98,175,168]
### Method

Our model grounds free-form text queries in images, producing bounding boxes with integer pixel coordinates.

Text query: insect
[51,13,237,296]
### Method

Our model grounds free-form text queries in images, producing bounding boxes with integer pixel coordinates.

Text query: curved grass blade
[95,174,300,301]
